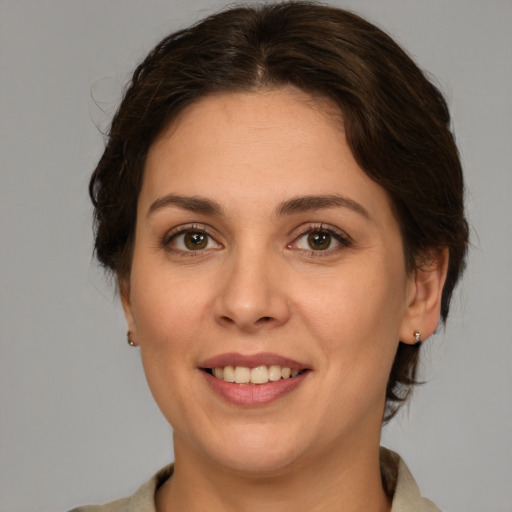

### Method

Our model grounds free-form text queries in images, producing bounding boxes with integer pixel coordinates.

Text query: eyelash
[288,224,352,257]
[161,224,221,257]
[161,223,352,257]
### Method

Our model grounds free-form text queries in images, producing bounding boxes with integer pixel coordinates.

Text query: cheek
[296,256,408,391]
[129,256,211,350]
[128,264,210,420]
[303,265,406,339]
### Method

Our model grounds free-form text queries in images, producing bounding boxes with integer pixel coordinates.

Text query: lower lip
[202,371,309,406]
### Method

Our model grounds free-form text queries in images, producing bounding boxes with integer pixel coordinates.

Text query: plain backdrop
[1,1,511,511]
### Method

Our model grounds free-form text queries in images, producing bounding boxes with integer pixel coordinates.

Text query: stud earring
[414,331,422,344]
[127,331,136,347]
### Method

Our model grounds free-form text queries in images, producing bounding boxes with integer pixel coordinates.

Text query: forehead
[148,87,344,165]
[141,88,393,221]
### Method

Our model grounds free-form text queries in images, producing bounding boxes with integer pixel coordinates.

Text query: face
[123,88,419,474]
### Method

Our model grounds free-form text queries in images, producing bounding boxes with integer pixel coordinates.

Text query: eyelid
[161,223,222,253]
[287,223,352,254]
[160,222,351,256]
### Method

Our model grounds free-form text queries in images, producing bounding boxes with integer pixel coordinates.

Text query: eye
[306,231,332,250]
[163,226,222,253]
[289,225,351,253]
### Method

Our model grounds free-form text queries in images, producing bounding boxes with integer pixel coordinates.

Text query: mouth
[202,365,309,385]
[198,352,311,406]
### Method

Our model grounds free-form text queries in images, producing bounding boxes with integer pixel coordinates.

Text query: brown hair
[90,1,468,421]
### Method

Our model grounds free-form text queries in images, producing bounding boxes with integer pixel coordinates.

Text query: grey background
[1,1,510,511]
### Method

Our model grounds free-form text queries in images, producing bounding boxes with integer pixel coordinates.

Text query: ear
[399,248,449,345]
[120,279,137,344]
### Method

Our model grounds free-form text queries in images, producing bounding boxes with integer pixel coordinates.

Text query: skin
[121,87,448,512]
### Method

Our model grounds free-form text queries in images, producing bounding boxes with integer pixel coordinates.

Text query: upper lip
[199,352,310,370]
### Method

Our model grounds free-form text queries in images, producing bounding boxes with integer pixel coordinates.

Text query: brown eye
[307,231,331,250]
[184,231,208,250]
[165,227,221,253]
[288,226,351,255]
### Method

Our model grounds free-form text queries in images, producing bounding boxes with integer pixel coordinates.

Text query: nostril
[258,316,272,323]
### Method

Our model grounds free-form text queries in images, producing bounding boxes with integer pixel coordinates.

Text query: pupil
[185,232,207,250]
[308,231,330,250]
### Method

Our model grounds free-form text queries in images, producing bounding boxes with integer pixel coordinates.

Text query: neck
[156,433,391,512]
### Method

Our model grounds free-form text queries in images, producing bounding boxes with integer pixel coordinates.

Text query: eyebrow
[147,193,369,220]
[276,194,370,219]
[147,194,223,217]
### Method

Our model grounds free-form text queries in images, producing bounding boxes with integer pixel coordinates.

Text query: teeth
[210,365,303,384]
[223,365,235,382]
[268,365,282,382]
[234,366,251,384]
[250,366,269,384]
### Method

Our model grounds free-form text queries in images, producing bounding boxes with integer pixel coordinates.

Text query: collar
[104,448,440,512]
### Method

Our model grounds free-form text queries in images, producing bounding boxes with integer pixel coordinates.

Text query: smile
[206,365,306,385]
[199,353,311,405]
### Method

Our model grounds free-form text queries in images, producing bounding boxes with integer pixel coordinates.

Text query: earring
[414,331,422,344]
[127,331,136,347]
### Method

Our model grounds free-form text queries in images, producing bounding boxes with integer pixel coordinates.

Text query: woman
[73,2,468,511]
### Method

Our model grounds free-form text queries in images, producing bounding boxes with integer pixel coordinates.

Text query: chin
[209,447,302,475]
[196,425,309,475]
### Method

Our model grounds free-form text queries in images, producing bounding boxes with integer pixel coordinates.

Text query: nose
[213,247,291,333]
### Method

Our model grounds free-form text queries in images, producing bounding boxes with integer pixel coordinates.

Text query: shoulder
[380,447,442,512]
[68,498,128,512]
[67,465,174,512]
